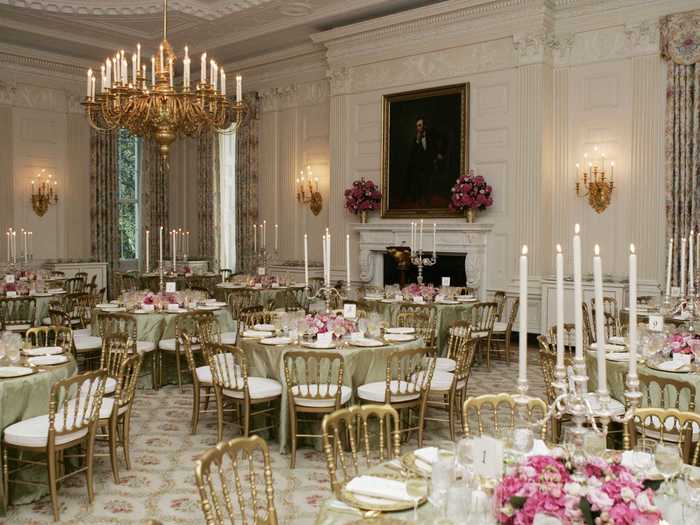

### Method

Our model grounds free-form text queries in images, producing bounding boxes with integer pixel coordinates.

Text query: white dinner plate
[254,324,276,332]
[364,295,383,301]
[386,327,415,335]
[164,307,188,314]
[435,300,459,305]
[350,338,385,348]
[32,292,54,297]
[380,299,400,303]
[96,303,115,308]
[28,355,69,366]
[132,309,151,314]
[242,330,273,338]
[260,337,292,346]
[23,346,63,356]
[196,305,220,311]
[606,352,630,362]
[384,333,416,342]
[208,301,227,307]
[100,307,126,312]
[301,341,336,349]
[0,366,34,378]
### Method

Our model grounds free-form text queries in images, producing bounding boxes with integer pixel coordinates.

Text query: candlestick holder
[255,247,279,276]
[158,262,165,295]
[306,282,342,314]
[409,249,437,285]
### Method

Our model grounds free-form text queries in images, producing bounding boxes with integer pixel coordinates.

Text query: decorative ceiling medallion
[278,1,312,17]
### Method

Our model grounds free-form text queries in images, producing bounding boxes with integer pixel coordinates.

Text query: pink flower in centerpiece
[344,178,382,215]
[449,170,494,212]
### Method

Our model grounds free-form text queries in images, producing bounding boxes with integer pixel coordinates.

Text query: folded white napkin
[590,342,627,351]
[608,336,626,345]
[242,330,273,338]
[260,337,291,345]
[658,355,691,370]
[414,446,439,465]
[345,475,413,502]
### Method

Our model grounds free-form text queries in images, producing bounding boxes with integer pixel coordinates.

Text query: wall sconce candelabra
[575,146,614,214]
[31,169,58,217]
[296,165,322,216]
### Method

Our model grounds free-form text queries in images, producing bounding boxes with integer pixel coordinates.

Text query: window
[117,129,140,260]
[219,130,236,270]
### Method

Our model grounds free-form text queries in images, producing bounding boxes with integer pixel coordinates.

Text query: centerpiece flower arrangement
[449,170,493,222]
[1,281,30,295]
[304,313,356,337]
[665,332,696,359]
[402,283,438,302]
[140,291,181,309]
[249,275,279,288]
[344,178,382,223]
[179,265,192,275]
[495,454,661,525]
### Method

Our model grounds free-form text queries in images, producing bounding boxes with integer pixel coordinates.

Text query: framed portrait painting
[380,83,469,218]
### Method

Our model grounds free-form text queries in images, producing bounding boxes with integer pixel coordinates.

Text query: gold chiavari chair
[357,347,435,446]
[47,300,70,327]
[197,314,237,346]
[98,333,132,396]
[194,434,278,525]
[0,296,36,335]
[432,320,470,372]
[2,370,108,521]
[227,290,257,320]
[537,335,572,442]
[183,333,218,434]
[62,277,84,294]
[283,352,351,468]
[396,303,437,351]
[424,334,478,440]
[321,404,401,495]
[547,323,577,357]
[283,288,307,312]
[470,301,498,369]
[96,353,142,483]
[239,306,273,330]
[25,325,73,355]
[115,272,140,293]
[206,343,282,442]
[157,311,214,391]
[73,293,98,330]
[581,302,595,345]
[493,290,507,318]
[491,297,519,363]
[624,408,700,465]
[463,393,548,440]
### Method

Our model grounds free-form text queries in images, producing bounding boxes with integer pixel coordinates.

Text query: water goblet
[431,459,455,517]
[405,476,428,523]
[582,430,606,457]
[683,468,700,521]
[631,439,656,478]
[655,442,683,488]
[437,440,456,464]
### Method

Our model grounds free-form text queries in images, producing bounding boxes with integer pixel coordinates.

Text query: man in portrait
[406,116,448,208]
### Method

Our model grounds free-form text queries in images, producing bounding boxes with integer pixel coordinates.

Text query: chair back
[227,290,257,319]
[114,353,142,414]
[100,333,133,378]
[196,315,225,346]
[492,290,507,318]
[74,293,98,328]
[321,404,400,494]
[283,288,307,312]
[0,296,36,329]
[48,369,108,446]
[384,347,435,402]
[581,302,594,344]
[626,408,700,465]
[463,393,548,440]
[537,335,559,405]
[453,336,478,387]
[176,311,214,344]
[239,306,272,328]
[206,343,248,394]
[97,312,137,343]
[74,272,88,290]
[63,277,84,294]
[115,272,140,293]
[470,301,498,334]
[445,321,471,360]
[26,325,73,354]
[638,372,697,412]
[502,297,520,330]
[396,304,437,348]
[283,352,345,409]
[547,323,577,357]
[194,435,278,525]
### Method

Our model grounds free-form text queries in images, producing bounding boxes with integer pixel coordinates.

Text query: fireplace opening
[382,252,468,287]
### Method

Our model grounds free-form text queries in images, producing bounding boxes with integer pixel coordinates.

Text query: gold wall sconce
[575,146,614,214]
[296,165,322,215]
[31,169,58,217]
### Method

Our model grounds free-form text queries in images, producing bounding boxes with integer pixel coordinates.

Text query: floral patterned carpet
[2,355,546,525]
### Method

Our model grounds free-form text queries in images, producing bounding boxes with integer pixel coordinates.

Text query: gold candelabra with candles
[31,169,58,217]
[296,165,322,215]
[575,146,614,214]
[81,0,247,169]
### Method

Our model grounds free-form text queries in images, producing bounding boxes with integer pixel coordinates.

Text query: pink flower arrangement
[344,178,382,214]
[304,313,356,336]
[496,455,661,525]
[180,265,192,275]
[449,170,493,212]
[666,333,694,356]
[249,275,278,288]
[402,283,438,302]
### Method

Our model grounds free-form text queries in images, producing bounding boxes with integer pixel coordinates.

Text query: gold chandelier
[81,0,247,163]
[575,146,615,214]
[31,169,58,217]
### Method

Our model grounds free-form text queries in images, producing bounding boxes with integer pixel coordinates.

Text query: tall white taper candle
[573,224,583,362]
[519,245,528,385]
[629,244,638,380]
[555,244,564,370]
[593,244,607,396]
[666,238,673,297]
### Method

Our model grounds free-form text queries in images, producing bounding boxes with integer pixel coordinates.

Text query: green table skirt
[0,357,78,515]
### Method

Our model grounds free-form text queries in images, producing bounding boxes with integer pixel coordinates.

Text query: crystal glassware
[405,477,428,523]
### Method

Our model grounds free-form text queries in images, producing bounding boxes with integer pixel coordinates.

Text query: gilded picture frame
[380,83,469,218]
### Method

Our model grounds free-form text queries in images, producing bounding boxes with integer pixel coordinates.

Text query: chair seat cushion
[221,331,237,345]
[81,376,117,395]
[357,380,421,403]
[5,324,31,332]
[195,365,213,384]
[291,384,352,407]
[471,330,489,338]
[4,411,89,447]
[492,322,508,333]
[223,377,282,400]
[136,340,155,353]
[159,338,201,352]
[432,357,456,372]
[98,397,129,419]
[74,335,102,351]
[73,327,92,337]
[427,371,466,392]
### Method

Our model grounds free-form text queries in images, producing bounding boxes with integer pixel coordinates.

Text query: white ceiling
[0,0,443,66]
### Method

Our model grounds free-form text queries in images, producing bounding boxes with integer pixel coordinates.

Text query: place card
[167,303,179,312]
[441,277,451,287]
[470,436,503,480]
[4,274,14,284]
[413,296,425,304]
[257,266,266,276]
[343,303,357,319]
[6,291,16,297]
[394,293,403,302]
[165,282,176,293]
[317,332,333,346]
[648,314,664,332]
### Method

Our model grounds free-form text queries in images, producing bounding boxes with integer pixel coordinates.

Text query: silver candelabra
[410,249,436,285]
[306,282,343,313]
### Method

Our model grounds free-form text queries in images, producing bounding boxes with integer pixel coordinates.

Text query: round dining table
[214,283,306,306]
[0,355,77,516]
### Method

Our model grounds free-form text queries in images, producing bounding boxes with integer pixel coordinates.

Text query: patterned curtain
[661,10,700,284]
[90,129,119,297]
[235,93,260,273]
[141,138,170,270]
[198,131,218,259]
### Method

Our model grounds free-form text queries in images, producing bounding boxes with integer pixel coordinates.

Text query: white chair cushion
[5,324,31,331]
[80,377,117,395]
[291,384,352,407]
[73,327,92,337]
[357,380,421,403]
[221,331,237,345]
[158,338,177,351]
[74,334,102,351]
[471,330,489,338]
[223,377,282,400]
[196,366,213,384]
[493,322,508,333]
[98,397,129,419]
[136,340,155,353]
[4,407,88,447]
[432,357,456,372]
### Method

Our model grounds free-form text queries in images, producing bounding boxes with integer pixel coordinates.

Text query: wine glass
[582,430,606,457]
[456,438,475,487]
[431,459,455,517]
[405,476,428,523]
[512,425,535,456]
[655,442,683,488]
[437,440,456,464]
[683,468,700,521]
[631,439,656,478]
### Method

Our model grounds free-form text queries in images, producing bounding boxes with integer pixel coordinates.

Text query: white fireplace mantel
[354,222,493,299]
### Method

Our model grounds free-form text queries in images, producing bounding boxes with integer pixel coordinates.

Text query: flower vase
[465,208,476,223]
[360,211,368,224]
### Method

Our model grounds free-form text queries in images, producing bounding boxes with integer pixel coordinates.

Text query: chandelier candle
[159,226,163,270]
[432,223,436,258]
[274,224,278,252]
[322,233,328,286]
[519,245,528,389]
[593,244,607,397]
